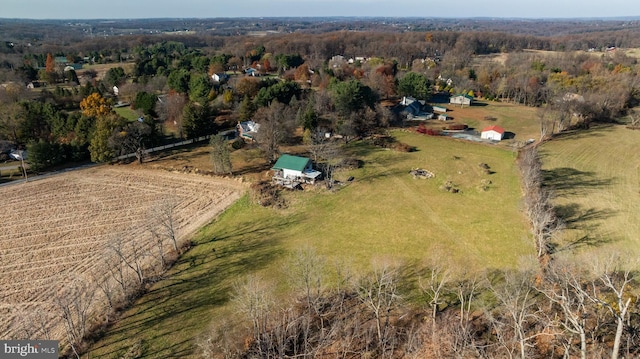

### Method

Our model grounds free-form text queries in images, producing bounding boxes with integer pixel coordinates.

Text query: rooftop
[272,154,311,172]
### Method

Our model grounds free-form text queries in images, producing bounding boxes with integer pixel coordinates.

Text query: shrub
[250,180,286,208]
[394,142,415,152]
[446,124,468,131]
[231,138,245,150]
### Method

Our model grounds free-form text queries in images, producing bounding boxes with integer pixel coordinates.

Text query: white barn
[481,125,505,141]
[450,94,473,107]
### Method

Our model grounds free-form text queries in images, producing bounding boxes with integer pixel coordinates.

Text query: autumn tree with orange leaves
[80,93,113,118]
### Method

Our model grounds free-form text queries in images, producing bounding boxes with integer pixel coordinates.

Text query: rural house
[396,96,432,120]
[272,154,322,188]
[237,120,260,140]
[211,73,229,82]
[481,125,505,141]
[450,94,474,107]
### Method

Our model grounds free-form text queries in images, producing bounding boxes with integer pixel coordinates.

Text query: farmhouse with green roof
[272,154,322,188]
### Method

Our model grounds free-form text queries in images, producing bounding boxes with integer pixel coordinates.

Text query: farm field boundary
[0,166,245,342]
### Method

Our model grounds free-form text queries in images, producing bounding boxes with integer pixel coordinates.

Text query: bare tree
[147,224,167,270]
[197,319,240,359]
[589,254,636,359]
[55,276,96,359]
[287,246,326,310]
[538,259,591,359]
[286,246,326,355]
[150,197,180,253]
[156,91,187,138]
[107,234,148,286]
[92,273,117,323]
[254,101,295,163]
[309,133,342,188]
[17,308,53,340]
[357,261,402,346]
[102,250,129,301]
[419,260,451,343]
[233,274,275,353]
[488,263,552,359]
[450,271,482,356]
[537,105,554,142]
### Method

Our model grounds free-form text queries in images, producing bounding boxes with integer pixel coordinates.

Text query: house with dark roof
[480,125,505,141]
[395,96,433,120]
[272,154,322,188]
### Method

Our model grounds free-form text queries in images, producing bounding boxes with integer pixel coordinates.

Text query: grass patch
[445,101,540,144]
[0,166,24,184]
[540,124,640,257]
[114,106,140,122]
[89,196,290,358]
[89,130,533,358]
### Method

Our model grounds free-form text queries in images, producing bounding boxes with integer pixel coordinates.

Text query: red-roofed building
[481,125,505,141]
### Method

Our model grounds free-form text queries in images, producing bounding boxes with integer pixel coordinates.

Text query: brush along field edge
[0,166,245,341]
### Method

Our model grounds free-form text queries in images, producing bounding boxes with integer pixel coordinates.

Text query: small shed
[272,154,321,187]
[481,125,505,141]
[450,94,473,107]
[438,113,449,121]
[433,105,447,113]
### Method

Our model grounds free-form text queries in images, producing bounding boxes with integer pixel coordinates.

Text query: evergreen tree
[210,134,232,175]
[238,95,257,121]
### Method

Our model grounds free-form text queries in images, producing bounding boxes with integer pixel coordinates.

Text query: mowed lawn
[89,131,533,358]
[435,101,541,144]
[540,124,640,257]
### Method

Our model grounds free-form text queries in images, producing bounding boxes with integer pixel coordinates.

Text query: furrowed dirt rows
[0,166,245,340]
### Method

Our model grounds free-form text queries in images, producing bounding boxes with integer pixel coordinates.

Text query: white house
[211,73,229,82]
[237,120,260,140]
[272,154,321,187]
[450,94,473,107]
[480,125,505,141]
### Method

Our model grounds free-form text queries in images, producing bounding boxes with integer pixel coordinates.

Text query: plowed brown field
[0,166,244,340]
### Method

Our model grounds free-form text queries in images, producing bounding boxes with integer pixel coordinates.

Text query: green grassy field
[540,124,640,258]
[444,101,541,144]
[89,131,533,358]
[114,106,140,121]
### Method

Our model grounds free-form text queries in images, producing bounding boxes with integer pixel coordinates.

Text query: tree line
[197,247,640,359]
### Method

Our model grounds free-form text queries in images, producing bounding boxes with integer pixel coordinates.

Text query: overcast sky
[2,0,639,19]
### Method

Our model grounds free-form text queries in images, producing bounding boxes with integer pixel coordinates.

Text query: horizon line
[1,15,640,21]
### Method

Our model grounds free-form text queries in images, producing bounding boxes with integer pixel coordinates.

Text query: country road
[0,163,26,172]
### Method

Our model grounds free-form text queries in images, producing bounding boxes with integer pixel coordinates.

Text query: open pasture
[540,125,640,257]
[435,100,540,144]
[89,131,535,357]
[0,166,244,341]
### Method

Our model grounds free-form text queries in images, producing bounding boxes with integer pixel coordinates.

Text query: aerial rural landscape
[1,9,640,359]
